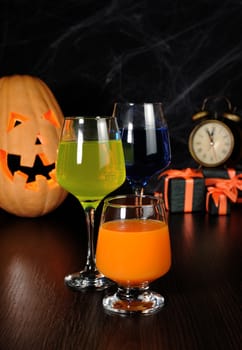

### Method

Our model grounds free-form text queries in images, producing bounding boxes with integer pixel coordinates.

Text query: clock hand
[206,129,218,160]
[211,145,217,160]
[206,142,217,161]
[206,127,217,158]
[206,128,214,145]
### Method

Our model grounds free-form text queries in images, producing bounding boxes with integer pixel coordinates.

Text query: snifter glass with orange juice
[96,194,171,315]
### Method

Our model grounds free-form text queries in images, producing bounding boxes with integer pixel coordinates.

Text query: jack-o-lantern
[0,74,68,217]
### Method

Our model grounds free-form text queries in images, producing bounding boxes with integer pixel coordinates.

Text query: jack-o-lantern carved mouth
[7,154,55,183]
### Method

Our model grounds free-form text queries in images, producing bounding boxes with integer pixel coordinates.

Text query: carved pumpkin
[0,74,67,217]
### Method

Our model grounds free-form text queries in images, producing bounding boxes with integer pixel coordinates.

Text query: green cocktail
[57,140,126,207]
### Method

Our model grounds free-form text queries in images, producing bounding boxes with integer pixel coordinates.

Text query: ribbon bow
[205,168,242,201]
[227,173,242,197]
[206,183,238,215]
[206,183,237,206]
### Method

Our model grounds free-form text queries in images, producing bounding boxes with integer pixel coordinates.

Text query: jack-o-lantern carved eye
[43,110,61,128]
[7,112,29,132]
[35,134,42,145]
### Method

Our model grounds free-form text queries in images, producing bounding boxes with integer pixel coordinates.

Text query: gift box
[206,186,232,215]
[203,168,242,204]
[156,168,206,213]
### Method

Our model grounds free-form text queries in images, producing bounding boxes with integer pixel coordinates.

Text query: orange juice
[96,219,171,286]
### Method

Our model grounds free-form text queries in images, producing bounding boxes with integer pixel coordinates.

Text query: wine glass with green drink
[56,116,126,291]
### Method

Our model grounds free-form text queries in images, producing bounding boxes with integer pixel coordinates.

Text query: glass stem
[84,206,97,272]
[117,283,149,300]
[134,186,144,196]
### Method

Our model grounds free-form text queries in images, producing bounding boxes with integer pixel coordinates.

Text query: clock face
[188,119,234,167]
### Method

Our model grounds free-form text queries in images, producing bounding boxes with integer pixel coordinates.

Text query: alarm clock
[188,96,241,167]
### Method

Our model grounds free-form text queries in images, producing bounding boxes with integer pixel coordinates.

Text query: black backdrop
[1,0,242,168]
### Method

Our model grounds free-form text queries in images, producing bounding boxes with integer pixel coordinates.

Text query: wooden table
[0,194,241,350]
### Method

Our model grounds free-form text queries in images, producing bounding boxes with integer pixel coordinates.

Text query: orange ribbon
[205,168,242,202]
[206,187,228,215]
[206,184,237,215]
[158,168,204,212]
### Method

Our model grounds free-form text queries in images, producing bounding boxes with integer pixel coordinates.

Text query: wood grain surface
[0,195,241,350]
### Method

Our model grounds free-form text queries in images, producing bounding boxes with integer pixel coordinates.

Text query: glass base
[64,269,114,291]
[102,287,165,315]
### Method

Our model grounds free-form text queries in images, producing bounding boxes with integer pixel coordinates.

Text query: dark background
[1,0,242,168]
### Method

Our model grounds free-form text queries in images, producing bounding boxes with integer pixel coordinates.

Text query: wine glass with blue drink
[112,102,171,195]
